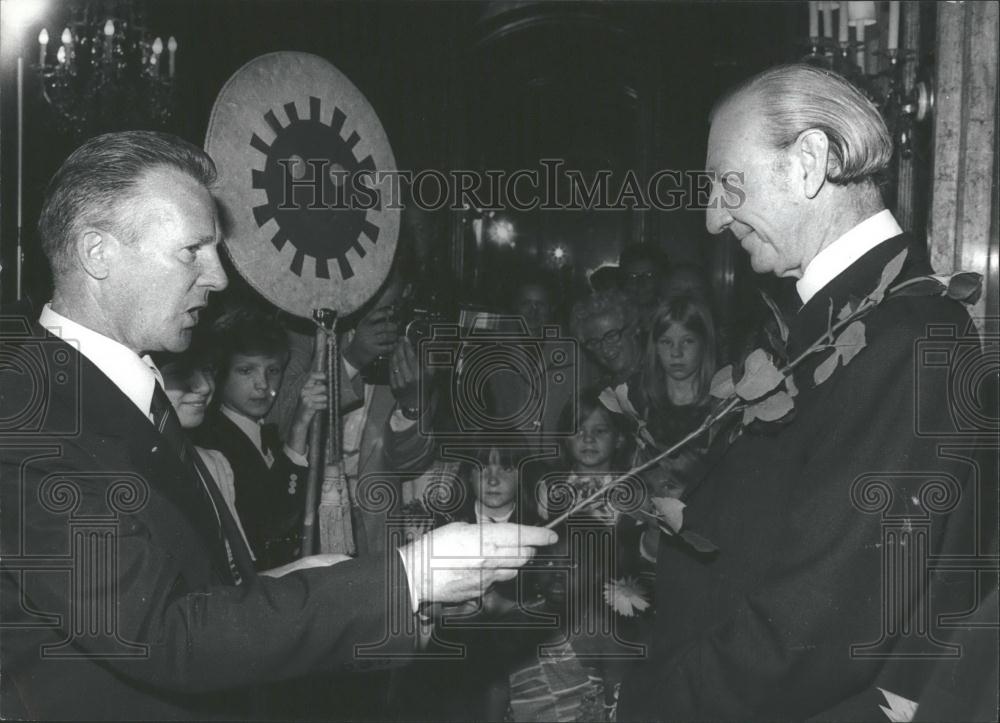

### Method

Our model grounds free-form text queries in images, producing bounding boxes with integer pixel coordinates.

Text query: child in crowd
[194,308,327,569]
[638,294,721,498]
[392,436,546,722]
[155,337,253,559]
[509,395,650,723]
[157,337,348,578]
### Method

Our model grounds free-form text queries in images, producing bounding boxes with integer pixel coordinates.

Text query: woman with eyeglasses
[571,289,644,392]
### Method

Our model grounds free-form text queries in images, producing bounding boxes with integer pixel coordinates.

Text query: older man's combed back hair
[712,63,892,185]
[38,130,217,278]
[570,288,638,340]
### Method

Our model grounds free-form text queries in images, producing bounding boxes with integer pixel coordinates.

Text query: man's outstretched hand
[398,522,558,606]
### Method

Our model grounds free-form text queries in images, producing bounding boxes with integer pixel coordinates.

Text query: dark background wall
[0,0,801,313]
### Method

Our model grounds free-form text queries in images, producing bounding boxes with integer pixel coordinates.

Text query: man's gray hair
[38,130,217,279]
[711,63,892,184]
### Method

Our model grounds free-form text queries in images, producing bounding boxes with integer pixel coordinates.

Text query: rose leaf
[742,390,794,425]
[813,350,840,386]
[679,530,719,554]
[835,320,867,367]
[870,248,908,303]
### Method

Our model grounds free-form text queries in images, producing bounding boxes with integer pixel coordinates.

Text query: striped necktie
[149,383,250,583]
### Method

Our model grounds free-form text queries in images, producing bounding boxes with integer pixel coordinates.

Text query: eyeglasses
[625,271,656,282]
[583,324,631,352]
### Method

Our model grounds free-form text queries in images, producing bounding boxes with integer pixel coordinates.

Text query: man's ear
[77,229,117,280]
[794,128,830,199]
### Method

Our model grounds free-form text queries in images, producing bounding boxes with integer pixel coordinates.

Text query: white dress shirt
[220,405,307,467]
[39,304,160,420]
[796,209,903,304]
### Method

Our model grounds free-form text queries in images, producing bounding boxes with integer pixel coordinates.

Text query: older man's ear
[795,128,831,200]
[78,229,116,280]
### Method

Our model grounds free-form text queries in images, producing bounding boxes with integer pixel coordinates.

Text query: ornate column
[928,1,999,334]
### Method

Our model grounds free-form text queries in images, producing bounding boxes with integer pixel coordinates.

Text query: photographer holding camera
[339,263,438,557]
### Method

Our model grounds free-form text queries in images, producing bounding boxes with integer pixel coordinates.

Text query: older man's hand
[398,522,558,606]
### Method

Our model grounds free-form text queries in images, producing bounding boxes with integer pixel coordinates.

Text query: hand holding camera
[344,305,399,371]
[389,337,433,413]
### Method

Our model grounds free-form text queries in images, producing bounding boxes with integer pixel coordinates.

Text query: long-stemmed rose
[547,248,983,553]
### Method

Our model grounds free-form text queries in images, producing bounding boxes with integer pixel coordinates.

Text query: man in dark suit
[619,64,993,720]
[0,130,556,720]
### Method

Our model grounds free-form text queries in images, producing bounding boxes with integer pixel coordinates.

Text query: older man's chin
[163,327,195,353]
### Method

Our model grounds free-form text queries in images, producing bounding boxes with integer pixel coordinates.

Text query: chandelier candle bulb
[56,45,66,65]
[821,2,833,37]
[167,36,177,77]
[838,5,848,43]
[38,28,48,66]
[809,1,818,38]
[103,20,114,61]
[887,1,899,52]
[855,23,866,72]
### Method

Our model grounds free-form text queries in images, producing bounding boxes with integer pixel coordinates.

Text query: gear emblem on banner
[249,97,381,281]
[205,52,399,318]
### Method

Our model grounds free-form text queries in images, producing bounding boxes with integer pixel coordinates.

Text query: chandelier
[800,1,933,160]
[35,2,177,136]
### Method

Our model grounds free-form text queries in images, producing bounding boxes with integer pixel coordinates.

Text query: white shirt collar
[220,405,268,459]
[474,500,515,524]
[39,303,160,418]
[796,210,903,304]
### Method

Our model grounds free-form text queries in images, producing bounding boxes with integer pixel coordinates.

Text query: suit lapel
[65,342,250,578]
[786,233,936,397]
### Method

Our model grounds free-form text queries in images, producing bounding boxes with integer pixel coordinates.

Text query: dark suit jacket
[619,233,987,721]
[195,411,307,569]
[0,322,417,720]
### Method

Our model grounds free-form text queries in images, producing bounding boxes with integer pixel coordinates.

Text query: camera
[0,317,82,437]
[360,305,449,386]
[914,320,998,438]
[419,318,578,437]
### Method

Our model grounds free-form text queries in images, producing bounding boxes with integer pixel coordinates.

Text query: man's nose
[705,179,733,235]
[200,245,229,291]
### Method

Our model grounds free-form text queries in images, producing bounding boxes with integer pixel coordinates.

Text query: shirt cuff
[389,409,417,432]
[396,546,424,615]
[283,443,309,467]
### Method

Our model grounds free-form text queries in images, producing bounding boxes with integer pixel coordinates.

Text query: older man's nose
[705,198,733,236]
